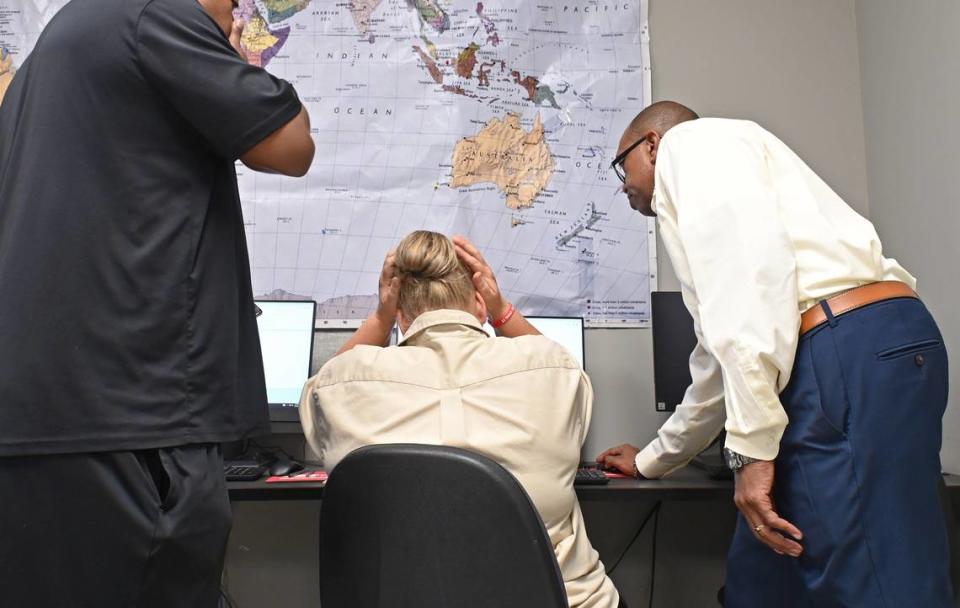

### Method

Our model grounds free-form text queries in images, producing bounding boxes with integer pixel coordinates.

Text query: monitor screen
[255,300,316,421]
[395,315,585,369]
[651,292,698,412]
[527,316,585,369]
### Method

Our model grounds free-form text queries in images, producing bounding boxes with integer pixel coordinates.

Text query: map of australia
[451,113,554,210]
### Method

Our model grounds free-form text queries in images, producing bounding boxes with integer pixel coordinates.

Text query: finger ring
[754,524,766,534]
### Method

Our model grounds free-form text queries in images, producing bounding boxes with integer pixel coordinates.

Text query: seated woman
[299,230,621,608]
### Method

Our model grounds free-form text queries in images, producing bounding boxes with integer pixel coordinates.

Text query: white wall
[855,0,960,472]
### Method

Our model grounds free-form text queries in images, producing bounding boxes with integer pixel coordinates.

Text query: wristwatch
[724,448,761,472]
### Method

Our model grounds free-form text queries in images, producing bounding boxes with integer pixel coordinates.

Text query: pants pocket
[876,339,941,361]
[805,335,850,439]
[135,449,172,509]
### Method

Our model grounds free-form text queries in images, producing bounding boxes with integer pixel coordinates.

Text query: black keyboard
[224,462,266,481]
[574,467,609,485]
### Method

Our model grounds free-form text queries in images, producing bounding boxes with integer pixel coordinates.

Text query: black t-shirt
[0,0,302,455]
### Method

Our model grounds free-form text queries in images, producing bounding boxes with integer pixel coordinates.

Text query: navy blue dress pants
[725,297,951,607]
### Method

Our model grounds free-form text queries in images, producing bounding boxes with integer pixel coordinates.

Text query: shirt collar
[652,125,684,216]
[398,309,489,345]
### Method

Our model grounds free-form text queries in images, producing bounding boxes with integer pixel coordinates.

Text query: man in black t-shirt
[0,0,314,604]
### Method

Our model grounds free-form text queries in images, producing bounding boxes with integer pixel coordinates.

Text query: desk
[576,468,733,502]
[224,470,960,608]
[226,467,731,502]
[228,476,326,501]
[228,469,960,502]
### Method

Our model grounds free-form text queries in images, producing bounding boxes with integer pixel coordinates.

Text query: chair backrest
[319,443,569,608]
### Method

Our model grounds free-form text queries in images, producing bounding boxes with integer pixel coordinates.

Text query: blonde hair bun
[394,231,475,320]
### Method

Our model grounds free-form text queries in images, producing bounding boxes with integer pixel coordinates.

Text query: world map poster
[0,0,654,326]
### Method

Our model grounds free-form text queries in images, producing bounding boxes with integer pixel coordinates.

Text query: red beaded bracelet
[490,303,516,328]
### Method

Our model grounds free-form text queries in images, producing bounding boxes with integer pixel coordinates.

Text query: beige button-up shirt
[636,118,916,478]
[300,309,619,608]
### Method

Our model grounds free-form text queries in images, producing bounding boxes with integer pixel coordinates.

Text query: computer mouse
[268,458,304,477]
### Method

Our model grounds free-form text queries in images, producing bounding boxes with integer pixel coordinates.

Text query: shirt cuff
[635,444,686,479]
[722,429,782,462]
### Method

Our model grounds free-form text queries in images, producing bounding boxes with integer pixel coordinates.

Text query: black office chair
[318,443,569,608]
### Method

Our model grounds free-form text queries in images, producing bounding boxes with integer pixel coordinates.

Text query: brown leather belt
[799,281,918,336]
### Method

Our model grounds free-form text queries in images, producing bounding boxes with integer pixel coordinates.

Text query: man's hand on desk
[734,460,804,558]
[595,444,644,478]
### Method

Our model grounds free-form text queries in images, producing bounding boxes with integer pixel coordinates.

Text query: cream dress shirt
[636,118,916,478]
[300,309,619,608]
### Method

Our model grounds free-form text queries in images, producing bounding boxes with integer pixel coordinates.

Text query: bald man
[597,101,951,607]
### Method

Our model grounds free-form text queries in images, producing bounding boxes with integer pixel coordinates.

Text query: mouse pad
[265,470,328,483]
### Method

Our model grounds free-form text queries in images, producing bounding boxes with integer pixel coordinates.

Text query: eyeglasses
[610,136,647,183]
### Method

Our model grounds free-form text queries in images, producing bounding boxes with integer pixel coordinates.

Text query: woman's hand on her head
[376,249,400,325]
[452,235,507,319]
[334,250,399,356]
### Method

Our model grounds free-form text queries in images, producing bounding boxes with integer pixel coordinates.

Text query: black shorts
[0,443,231,608]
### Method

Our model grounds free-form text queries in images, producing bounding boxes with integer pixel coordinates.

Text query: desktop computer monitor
[527,316,585,369]
[651,292,698,412]
[255,300,317,422]
[395,315,585,369]
[651,292,731,478]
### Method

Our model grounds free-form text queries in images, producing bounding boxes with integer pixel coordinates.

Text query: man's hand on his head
[229,19,247,62]
[596,444,642,476]
[453,235,506,318]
